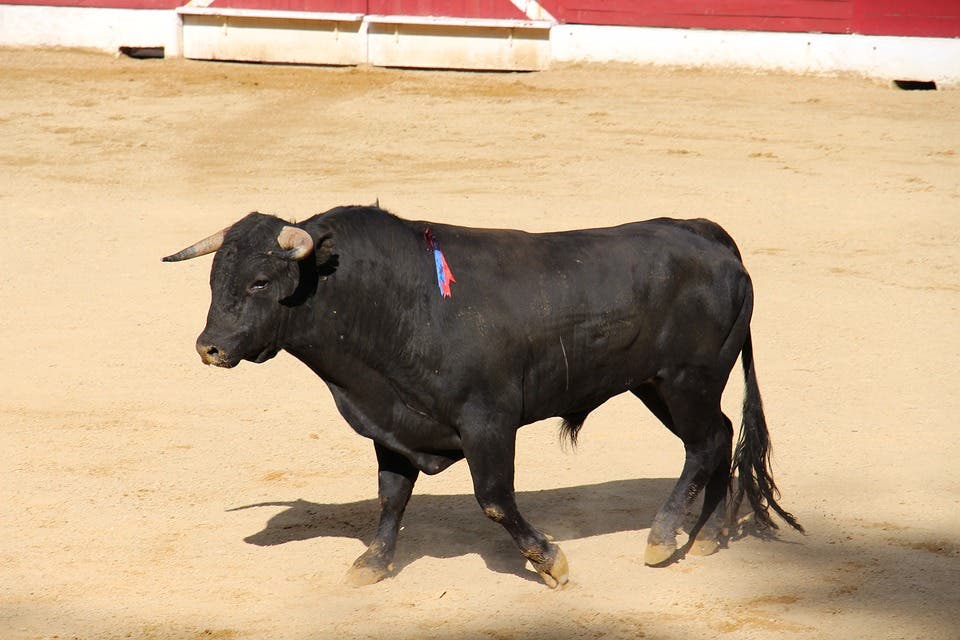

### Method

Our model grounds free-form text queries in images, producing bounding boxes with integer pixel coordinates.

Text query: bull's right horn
[162,227,229,262]
[274,226,314,261]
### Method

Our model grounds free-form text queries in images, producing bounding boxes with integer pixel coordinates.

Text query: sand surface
[1,49,958,639]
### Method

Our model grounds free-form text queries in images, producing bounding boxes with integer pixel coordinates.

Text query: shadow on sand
[229,477,678,582]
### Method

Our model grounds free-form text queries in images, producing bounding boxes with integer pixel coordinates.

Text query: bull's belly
[518,352,657,425]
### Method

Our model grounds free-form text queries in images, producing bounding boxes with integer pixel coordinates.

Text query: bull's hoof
[531,545,570,589]
[344,556,392,587]
[644,540,677,566]
[688,536,721,557]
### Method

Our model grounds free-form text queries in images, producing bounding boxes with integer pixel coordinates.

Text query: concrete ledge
[365,14,553,30]
[367,17,552,71]
[178,9,365,65]
[551,24,960,87]
[175,9,552,69]
[177,6,363,22]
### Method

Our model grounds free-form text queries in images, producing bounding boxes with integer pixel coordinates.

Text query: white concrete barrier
[0,4,180,54]
[366,15,552,71]
[551,24,960,86]
[177,7,366,65]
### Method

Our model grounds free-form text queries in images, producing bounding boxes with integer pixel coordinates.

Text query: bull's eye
[249,278,271,293]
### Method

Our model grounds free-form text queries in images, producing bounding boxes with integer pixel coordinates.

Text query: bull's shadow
[230,477,677,582]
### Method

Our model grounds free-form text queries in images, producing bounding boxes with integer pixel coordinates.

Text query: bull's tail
[732,329,804,533]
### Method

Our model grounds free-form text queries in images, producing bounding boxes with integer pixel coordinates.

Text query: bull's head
[163,212,328,368]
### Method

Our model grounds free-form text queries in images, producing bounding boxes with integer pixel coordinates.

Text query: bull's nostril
[197,341,225,364]
[196,338,237,368]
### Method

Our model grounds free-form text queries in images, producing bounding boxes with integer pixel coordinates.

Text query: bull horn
[162,227,228,262]
[275,226,314,260]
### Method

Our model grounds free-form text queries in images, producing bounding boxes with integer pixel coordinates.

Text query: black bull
[163,205,802,588]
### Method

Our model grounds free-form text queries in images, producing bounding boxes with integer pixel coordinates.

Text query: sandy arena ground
[1,48,958,640]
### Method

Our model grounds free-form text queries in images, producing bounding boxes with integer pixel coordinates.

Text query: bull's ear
[281,231,335,305]
[314,232,336,267]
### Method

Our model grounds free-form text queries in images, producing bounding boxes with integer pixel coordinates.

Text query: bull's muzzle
[196,340,237,368]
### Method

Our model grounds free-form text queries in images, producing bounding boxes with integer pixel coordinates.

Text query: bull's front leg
[345,442,419,586]
[462,426,569,589]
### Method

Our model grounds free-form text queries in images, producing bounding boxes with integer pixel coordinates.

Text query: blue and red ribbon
[424,228,456,298]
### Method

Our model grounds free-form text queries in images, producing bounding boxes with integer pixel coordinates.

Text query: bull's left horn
[162,227,228,262]
[275,226,314,260]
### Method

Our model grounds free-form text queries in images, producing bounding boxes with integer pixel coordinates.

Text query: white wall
[0,5,180,53]
[551,25,960,86]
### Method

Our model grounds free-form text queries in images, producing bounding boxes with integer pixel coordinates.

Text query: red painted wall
[4,0,957,37]
[538,0,959,37]
[539,0,854,34]
[853,0,960,38]
[1,0,180,8]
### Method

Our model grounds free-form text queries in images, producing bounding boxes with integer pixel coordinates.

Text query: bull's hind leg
[633,380,731,566]
[687,413,733,557]
[461,425,569,589]
[345,442,419,586]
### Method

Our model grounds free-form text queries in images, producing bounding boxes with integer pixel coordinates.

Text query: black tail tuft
[733,331,804,533]
[559,411,590,449]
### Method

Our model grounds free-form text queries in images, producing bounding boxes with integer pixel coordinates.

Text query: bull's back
[434,217,746,333]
